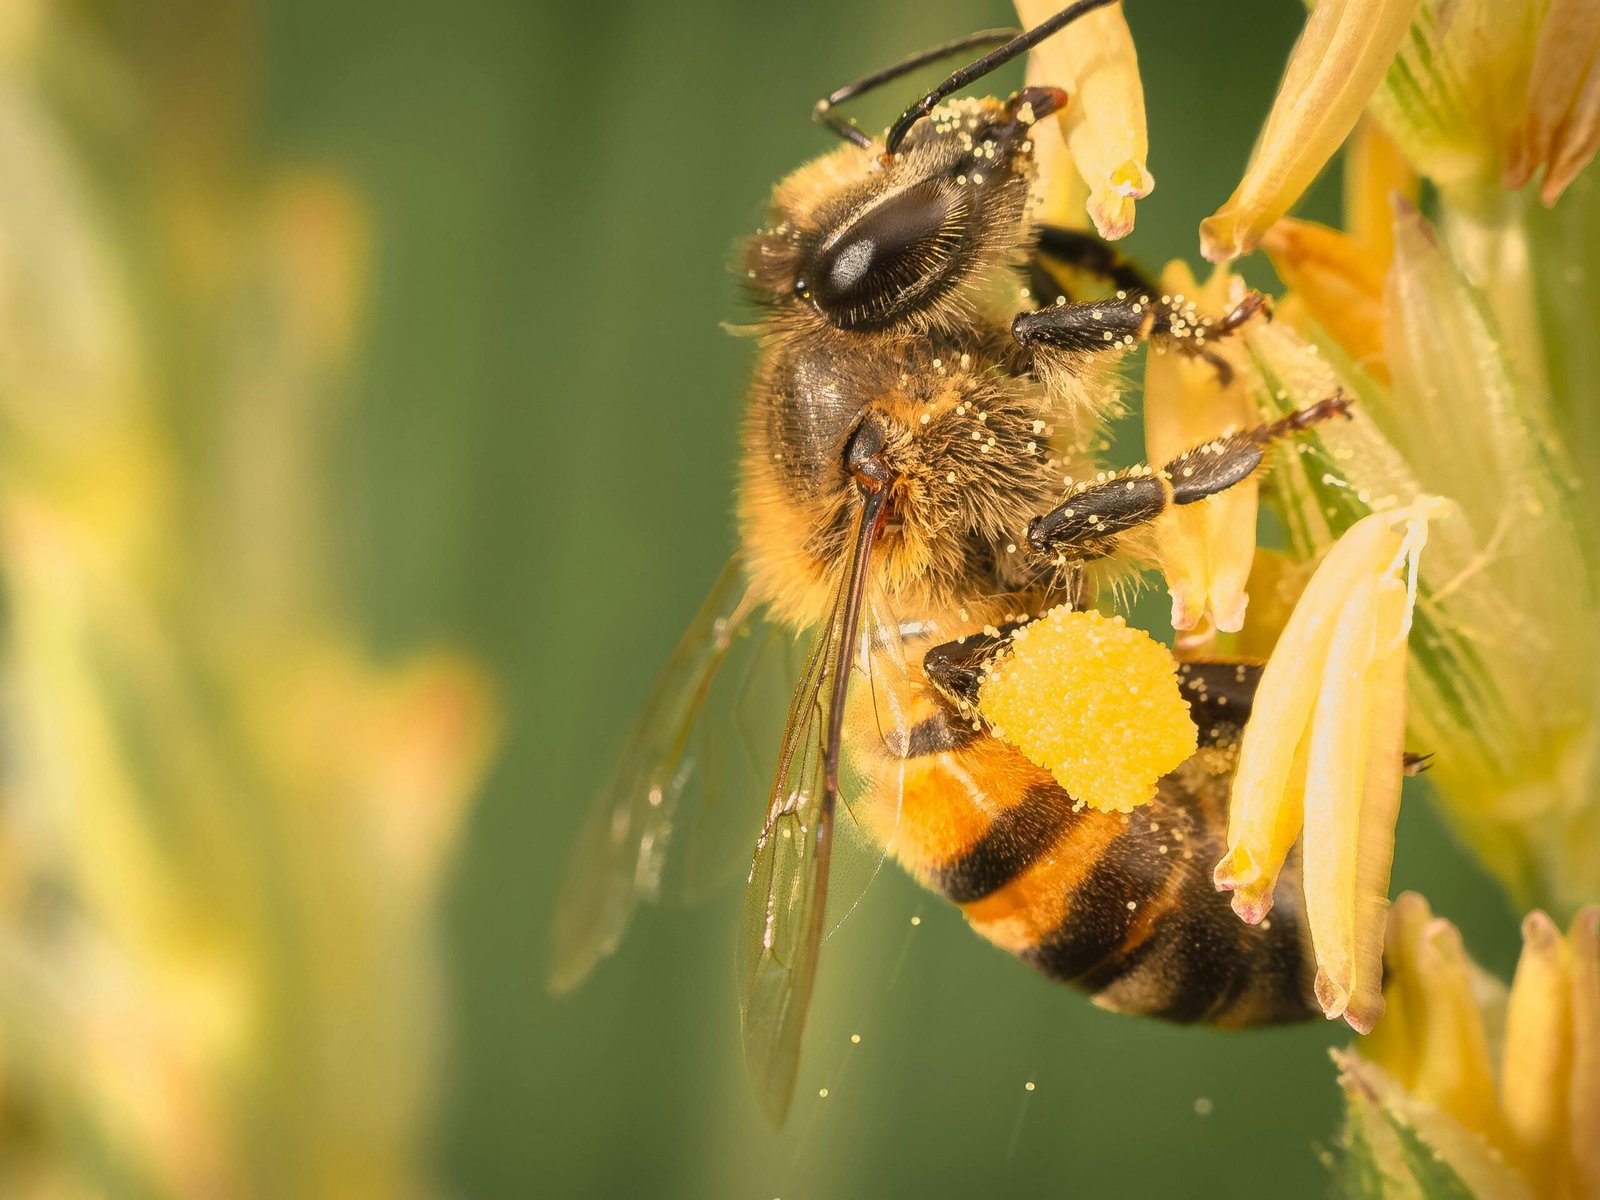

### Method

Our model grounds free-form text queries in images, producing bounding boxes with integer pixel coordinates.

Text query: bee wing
[736,585,839,1129]
[549,559,799,994]
[736,550,908,1127]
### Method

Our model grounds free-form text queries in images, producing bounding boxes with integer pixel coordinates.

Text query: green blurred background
[5,0,1526,1195]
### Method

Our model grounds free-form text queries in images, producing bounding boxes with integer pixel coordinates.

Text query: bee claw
[1402,751,1435,776]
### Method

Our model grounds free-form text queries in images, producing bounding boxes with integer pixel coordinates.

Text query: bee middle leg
[1027,393,1353,559]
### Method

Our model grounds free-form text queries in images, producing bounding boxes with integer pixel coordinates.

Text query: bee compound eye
[807,177,968,328]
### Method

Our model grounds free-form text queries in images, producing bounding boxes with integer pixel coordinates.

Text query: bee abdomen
[851,657,1319,1027]
[880,739,1317,1027]
[1016,799,1317,1026]
[929,782,1080,903]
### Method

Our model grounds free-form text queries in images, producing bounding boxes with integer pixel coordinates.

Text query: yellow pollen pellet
[976,607,1198,813]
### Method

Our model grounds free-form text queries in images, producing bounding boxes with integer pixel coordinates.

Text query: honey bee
[552,1,1350,1126]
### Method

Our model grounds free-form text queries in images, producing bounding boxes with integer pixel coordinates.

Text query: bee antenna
[884,0,1122,155]
[815,28,1020,149]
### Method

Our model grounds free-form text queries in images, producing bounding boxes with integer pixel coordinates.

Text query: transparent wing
[736,560,908,1127]
[549,559,799,994]
[669,605,805,903]
[823,585,908,940]
[737,580,839,1128]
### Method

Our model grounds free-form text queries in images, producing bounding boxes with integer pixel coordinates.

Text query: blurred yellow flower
[0,4,499,1196]
[1338,892,1600,1199]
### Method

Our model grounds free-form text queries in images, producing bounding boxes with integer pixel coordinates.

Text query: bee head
[745,87,1064,335]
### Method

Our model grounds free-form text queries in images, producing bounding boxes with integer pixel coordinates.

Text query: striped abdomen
[850,660,1317,1026]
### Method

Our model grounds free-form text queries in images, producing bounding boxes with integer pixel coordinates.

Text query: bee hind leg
[1027,393,1354,559]
[923,624,1026,711]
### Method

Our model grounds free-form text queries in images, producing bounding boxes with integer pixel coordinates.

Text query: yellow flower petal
[1303,573,1381,1023]
[1501,909,1573,1197]
[1230,548,1312,661]
[1344,116,1419,267]
[1506,0,1600,205]
[1262,218,1390,382]
[1018,0,1152,239]
[1413,917,1507,1143]
[1143,263,1258,632]
[1024,45,1091,230]
[1362,890,1436,1087]
[1346,576,1409,1034]
[1200,0,1419,262]
[1216,509,1406,919]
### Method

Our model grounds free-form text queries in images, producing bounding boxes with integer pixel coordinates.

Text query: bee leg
[1013,286,1269,356]
[1175,660,1263,745]
[923,624,1026,710]
[1030,224,1158,305]
[1027,393,1354,557]
[1403,751,1434,775]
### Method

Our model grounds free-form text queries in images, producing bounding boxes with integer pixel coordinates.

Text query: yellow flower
[1261,217,1389,384]
[1338,893,1600,1199]
[1214,500,1438,1033]
[1344,116,1420,268]
[1258,120,1416,386]
[1199,0,1419,262]
[1141,262,1259,633]
[1366,0,1546,207]
[1242,192,1599,922]
[1018,0,1152,239]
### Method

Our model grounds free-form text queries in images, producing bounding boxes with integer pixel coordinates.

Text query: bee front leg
[1026,394,1353,559]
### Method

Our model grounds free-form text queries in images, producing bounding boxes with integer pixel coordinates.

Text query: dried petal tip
[1504,0,1600,206]
[1019,0,1152,239]
[1199,0,1418,262]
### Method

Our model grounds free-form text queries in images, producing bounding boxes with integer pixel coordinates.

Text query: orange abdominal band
[976,606,1198,813]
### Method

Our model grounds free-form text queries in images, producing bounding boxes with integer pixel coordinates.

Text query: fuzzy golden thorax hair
[739,330,1069,630]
